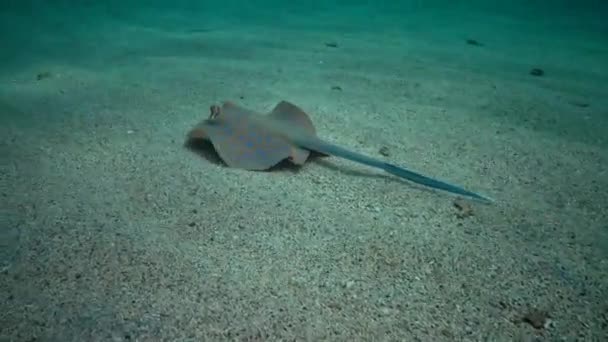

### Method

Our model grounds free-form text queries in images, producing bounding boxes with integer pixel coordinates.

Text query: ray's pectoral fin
[185,120,226,165]
[189,102,297,171]
[187,123,209,140]
[268,101,317,135]
[267,100,329,164]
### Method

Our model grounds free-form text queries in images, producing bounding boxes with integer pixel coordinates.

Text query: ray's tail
[380,162,493,202]
[294,136,493,203]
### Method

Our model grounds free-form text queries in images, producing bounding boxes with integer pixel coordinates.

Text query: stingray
[187,100,492,203]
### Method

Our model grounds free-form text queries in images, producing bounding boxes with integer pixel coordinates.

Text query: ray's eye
[209,105,221,119]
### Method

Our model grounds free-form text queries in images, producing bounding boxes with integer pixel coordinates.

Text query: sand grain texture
[1,2,607,341]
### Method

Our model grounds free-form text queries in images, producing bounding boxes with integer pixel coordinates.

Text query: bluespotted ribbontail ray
[187,100,492,203]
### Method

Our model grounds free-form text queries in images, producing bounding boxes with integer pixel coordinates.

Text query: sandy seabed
[1,3,607,341]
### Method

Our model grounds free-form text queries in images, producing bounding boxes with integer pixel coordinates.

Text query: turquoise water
[2,1,607,341]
